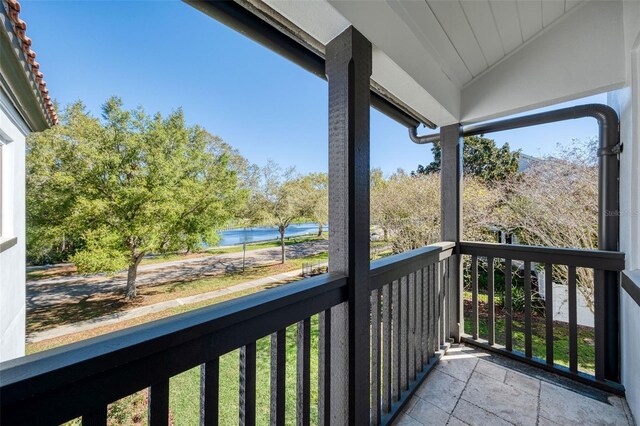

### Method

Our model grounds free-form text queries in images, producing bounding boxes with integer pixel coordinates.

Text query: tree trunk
[317,223,323,237]
[279,226,286,264]
[125,253,144,301]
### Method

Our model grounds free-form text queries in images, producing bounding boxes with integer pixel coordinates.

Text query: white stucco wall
[0,89,27,362]
[608,1,640,422]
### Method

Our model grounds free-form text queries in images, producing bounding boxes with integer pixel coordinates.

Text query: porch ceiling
[258,0,627,126]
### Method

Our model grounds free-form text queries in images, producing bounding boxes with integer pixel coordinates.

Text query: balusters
[370,289,381,424]
[297,319,311,426]
[148,379,170,426]
[429,264,436,358]
[471,256,479,340]
[594,269,606,380]
[82,406,107,426]
[382,284,391,414]
[391,279,400,402]
[400,276,408,392]
[505,259,513,351]
[487,257,495,346]
[318,310,331,426]
[239,343,256,426]
[435,262,442,347]
[568,266,578,373]
[545,264,554,365]
[408,274,416,383]
[271,330,286,426]
[524,261,533,358]
[201,358,219,426]
[415,269,423,371]
[421,266,429,363]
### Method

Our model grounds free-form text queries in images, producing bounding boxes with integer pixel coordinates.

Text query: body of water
[217,223,327,246]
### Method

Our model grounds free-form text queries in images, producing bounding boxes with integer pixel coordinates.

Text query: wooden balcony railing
[369,242,455,424]
[0,240,626,424]
[0,243,454,426]
[459,241,625,393]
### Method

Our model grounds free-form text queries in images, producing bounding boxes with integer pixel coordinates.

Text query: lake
[217,223,327,246]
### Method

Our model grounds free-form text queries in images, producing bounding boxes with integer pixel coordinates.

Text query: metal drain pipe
[411,103,621,381]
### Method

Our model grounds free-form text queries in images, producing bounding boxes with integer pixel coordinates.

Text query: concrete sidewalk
[27,265,326,344]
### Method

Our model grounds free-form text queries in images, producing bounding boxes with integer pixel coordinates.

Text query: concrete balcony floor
[394,344,635,426]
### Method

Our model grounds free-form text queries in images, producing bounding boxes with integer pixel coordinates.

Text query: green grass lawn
[463,303,595,374]
[28,252,329,335]
[204,234,327,256]
[62,317,322,426]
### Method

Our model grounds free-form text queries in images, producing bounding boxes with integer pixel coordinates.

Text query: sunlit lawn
[27,253,328,335]
[463,299,595,374]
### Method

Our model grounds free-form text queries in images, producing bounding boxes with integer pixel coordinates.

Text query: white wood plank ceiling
[397,0,584,88]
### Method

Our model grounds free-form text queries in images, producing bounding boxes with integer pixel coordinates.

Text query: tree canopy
[27,97,246,299]
[414,136,521,182]
[243,161,315,263]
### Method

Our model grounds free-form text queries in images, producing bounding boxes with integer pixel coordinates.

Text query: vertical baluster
[240,343,256,426]
[524,261,533,358]
[434,262,441,347]
[415,269,423,371]
[594,269,606,380]
[505,259,513,351]
[430,264,437,356]
[318,310,331,426]
[201,358,219,426]
[408,273,416,383]
[382,284,391,415]
[371,290,381,424]
[545,264,554,365]
[439,261,446,345]
[391,279,400,402]
[149,379,170,426]
[82,406,107,426]
[297,319,311,426]
[568,266,578,373]
[487,256,495,346]
[445,258,451,341]
[421,267,429,363]
[400,276,408,391]
[471,256,479,340]
[271,330,286,426]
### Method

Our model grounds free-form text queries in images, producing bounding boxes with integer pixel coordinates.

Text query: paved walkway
[27,240,328,310]
[394,344,634,426]
[27,265,326,343]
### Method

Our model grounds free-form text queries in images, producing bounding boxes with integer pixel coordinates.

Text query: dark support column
[440,124,463,342]
[598,115,620,382]
[326,26,372,425]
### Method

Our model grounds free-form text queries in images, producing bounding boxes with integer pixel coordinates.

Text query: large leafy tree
[414,136,521,182]
[299,173,328,236]
[27,98,245,299]
[246,161,312,263]
[371,172,501,253]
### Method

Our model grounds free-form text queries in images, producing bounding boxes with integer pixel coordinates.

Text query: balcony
[2,2,638,424]
[0,241,628,425]
[395,344,633,426]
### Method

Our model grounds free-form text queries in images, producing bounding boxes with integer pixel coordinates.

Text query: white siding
[0,90,27,362]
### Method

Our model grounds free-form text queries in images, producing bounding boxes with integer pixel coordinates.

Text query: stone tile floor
[394,344,635,426]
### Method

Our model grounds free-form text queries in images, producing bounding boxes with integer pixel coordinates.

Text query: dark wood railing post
[326,26,372,425]
[440,124,463,342]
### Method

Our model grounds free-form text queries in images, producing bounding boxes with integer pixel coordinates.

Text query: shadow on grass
[463,298,595,374]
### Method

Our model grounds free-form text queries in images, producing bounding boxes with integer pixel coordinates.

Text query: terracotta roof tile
[4,0,57,125]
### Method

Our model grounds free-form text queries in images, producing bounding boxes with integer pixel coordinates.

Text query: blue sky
[21,1,605,176]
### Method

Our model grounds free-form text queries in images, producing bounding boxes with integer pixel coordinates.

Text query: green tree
[27,98,245,299]
[246,162,311,263]
[414,136,521,182]
[299,173,328,236]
